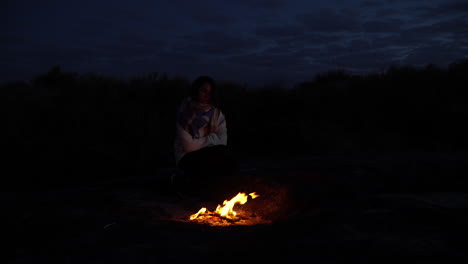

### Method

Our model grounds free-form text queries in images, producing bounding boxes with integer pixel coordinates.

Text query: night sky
[2,0,468,87]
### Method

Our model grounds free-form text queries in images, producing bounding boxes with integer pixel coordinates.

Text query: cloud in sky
[359,1,384,8]
[296,8,362,33]
[174,30,263,55]
[2,0,468,87]
[237,0,288,9]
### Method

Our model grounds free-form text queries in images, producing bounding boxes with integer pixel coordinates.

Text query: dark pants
[177,145,239,195]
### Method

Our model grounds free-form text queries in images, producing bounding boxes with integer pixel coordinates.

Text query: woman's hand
[210,125,217,134]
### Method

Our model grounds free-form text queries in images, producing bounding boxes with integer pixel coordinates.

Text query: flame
[249,192,260,199]
[189,207,207,220]
[189,192,259,221]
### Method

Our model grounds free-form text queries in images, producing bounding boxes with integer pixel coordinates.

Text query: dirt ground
[8,153,468,262]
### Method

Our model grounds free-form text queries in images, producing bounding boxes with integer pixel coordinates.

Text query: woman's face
[197,83,212,104]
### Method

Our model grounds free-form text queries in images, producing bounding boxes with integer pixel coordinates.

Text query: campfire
[189,192,268,226]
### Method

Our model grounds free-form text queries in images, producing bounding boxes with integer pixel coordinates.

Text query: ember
[189,192,268,226]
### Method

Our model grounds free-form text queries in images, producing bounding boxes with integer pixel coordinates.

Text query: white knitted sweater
[174,98,227,164]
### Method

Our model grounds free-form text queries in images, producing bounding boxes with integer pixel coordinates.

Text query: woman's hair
[190,75,219,107]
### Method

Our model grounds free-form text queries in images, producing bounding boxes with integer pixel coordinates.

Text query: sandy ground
[8,154,468,262]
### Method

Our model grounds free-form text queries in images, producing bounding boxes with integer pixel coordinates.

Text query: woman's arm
[176,111,228,153]
[176,123,212,153]
[208,112,227,146]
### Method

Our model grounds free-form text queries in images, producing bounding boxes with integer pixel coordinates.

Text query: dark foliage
[3,60,468,186]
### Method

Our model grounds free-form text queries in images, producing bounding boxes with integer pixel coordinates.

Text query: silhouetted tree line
[3,59,468,183]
